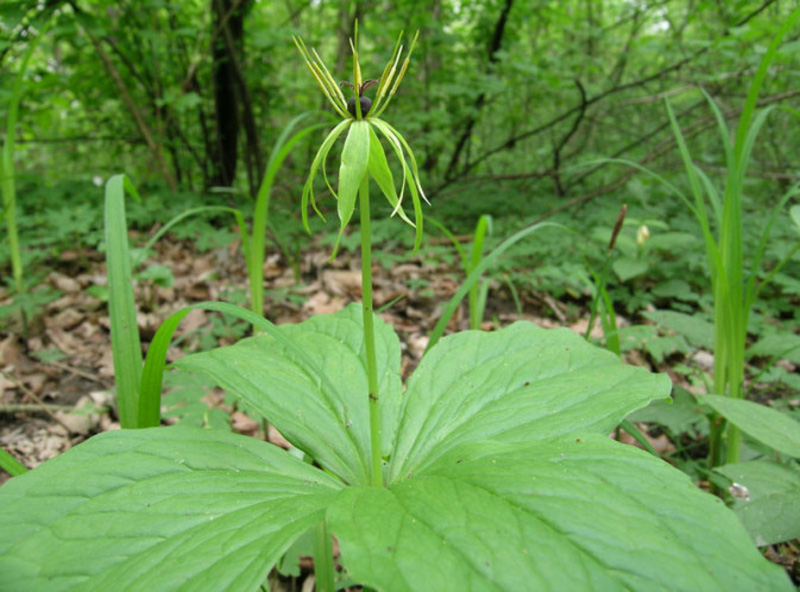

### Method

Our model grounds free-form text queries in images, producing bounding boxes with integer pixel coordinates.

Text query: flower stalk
[359,174,383,486]
[294,26,426,489]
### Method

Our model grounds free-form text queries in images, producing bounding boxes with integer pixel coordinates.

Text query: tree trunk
[211,0,244,188]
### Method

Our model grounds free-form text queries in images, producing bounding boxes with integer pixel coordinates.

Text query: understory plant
[598,13,800,547]
[428,214,493,330]
[664,11,800,470]
[1,15,55,336]
[0,29,794,592]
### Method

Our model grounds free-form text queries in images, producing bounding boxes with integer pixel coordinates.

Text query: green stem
[360,175,383,487]
[313,520,335,592]
[584,256,611,342]
[1,16,54,337]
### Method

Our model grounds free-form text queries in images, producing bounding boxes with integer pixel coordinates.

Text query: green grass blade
[504,273,523,317]
[425,222,564,355]
[250,113,330,315]
[2,15,55,327]
[0,448,27,477]
[468,215,492,330]
[104,174,144,428]
[736,106,774,188]
[426,217,468,270]
[313,521,335,592]
[745,182,800,308]
[619,419,659,457]
[599,284,620,356]
[664,101,722,289]
[692,165,722,225]
[701,89,735,176]
[733,8,800,162]
[141,206,246,260]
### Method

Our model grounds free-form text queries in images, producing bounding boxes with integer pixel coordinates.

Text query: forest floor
[1,233,798,585]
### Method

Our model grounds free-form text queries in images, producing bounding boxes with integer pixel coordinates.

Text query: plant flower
[293,27,427,257]
[636,224,650,246]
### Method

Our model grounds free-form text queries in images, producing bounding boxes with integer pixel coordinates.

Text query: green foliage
[427,214,493,330]
[642,309,715,350]
[4,8,800,587]
[0,428,343,591]
[160,373,230,430]
[1,14,55,334]
[716,461,800,547]
[0,449,27,477]
[426,221,564,353]
[696,395,800,460]
[104,174,144,428]
[1,306,792,590]
[663,9,800,468]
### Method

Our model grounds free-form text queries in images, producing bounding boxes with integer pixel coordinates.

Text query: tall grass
[427,214,493,330]
[425,221,561,354]
[1,17,55,335]
[104,175,144,428]
[666,11,800,467]
[593,12,800,470]
[248,113,330,316]
[104,175,284,427]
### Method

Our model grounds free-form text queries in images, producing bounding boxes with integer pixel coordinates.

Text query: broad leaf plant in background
[0,28,793,592]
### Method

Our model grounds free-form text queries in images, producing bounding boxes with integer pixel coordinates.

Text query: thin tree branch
[67,1,177,191]
[551,79,587,196]
[438,0,778,191]
[532,87,800,223]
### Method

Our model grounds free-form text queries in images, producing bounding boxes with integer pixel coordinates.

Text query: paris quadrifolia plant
[293,25,426,260]
[0,29,793,592]
[295,25,427,495]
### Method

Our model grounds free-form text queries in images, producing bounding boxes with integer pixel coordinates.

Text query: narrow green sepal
[302,120,351,233]
[367,126,414,228]
[336,121,371,236]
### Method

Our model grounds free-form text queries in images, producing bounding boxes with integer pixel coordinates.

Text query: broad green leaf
[176,304,402,486]
[335,121,371,242]
[389,323,671,481]
[698,394,800,457]
[643,309,715,349]
[717,460,800,546]
[612,256,648,282]
[747,332,800,364]
[0,427,342,592]
[330,437,790,591]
